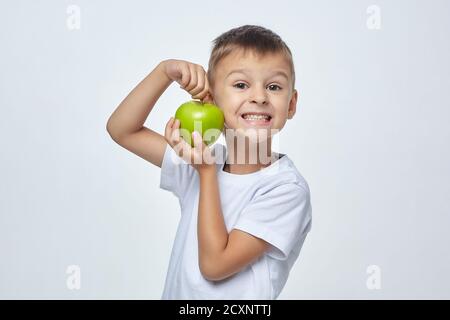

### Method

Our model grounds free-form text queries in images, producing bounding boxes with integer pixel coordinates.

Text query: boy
[106,25,312,299]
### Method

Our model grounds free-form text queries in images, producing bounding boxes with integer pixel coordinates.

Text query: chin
[225,129,272,145]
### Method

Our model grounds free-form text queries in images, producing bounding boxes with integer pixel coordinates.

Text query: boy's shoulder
[260,154,310,196]
[213,143,310,194]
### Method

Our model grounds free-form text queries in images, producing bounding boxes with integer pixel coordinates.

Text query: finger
[190,67,206,97]
[172,135,188,161]
[203,93,214,104]
[168,116,175,129]
[173,126,193,158]
[177,139,193,164]
[204,72,210,95]
[164,117,175,146]
[180,63,191,89]
[170,117,179,129]
[184,64,197,92]
[196,74,211,101]
[171,120,181,144]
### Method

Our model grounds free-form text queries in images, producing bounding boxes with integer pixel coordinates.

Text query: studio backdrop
[1,0,449,299]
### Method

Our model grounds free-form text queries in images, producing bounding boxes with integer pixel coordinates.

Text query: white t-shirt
[159,142,312,299]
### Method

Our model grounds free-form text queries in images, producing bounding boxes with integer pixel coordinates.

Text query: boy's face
[210,49,298,141]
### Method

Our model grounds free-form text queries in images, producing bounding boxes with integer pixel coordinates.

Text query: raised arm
[106,60,173,167]
[106,59,210,168]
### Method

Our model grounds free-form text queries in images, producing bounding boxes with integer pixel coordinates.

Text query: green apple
[175,100,224,147]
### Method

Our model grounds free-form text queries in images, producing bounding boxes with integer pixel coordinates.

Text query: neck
[223,134,279,175]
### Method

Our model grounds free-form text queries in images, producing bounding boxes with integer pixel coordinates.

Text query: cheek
[220,92,243,111]
[273,95,291,110]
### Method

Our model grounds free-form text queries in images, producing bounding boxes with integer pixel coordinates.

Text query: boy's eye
[268,84,282,91]
[233,83,282,91]
[233,83,247,89]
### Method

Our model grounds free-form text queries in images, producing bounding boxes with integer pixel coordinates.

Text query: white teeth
[243,114,270,121]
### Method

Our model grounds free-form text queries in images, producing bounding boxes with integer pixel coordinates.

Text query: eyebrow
[226,69,289,81]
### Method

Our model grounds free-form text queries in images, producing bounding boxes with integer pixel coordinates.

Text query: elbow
[106,119,114,136]
[199,260,214,281]
[106,119,121,142]
[106,118,116,135]
[200,268,222,282]
[199,259,228,282]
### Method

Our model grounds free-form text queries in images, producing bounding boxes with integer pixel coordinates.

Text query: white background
[1,0,449,299]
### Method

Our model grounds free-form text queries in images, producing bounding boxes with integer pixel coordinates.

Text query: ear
[206,84,216,105]
[287,89,298,119]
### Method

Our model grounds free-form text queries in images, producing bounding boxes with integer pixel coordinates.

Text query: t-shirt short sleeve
[233,183,312,260]
[159,143,195,205]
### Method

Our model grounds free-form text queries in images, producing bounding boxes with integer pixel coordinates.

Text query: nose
[249,86,268,105]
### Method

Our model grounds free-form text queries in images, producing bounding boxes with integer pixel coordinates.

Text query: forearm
[197,168,228,272]
[106,60,172,138]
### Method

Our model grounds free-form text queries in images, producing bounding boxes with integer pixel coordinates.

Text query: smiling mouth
[240,114,272,126]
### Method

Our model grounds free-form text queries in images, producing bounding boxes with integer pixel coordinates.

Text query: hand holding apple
[164,112,218,172]
[174,100,224,147]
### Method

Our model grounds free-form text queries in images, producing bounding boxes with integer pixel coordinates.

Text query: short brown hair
[207,25,295,90]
